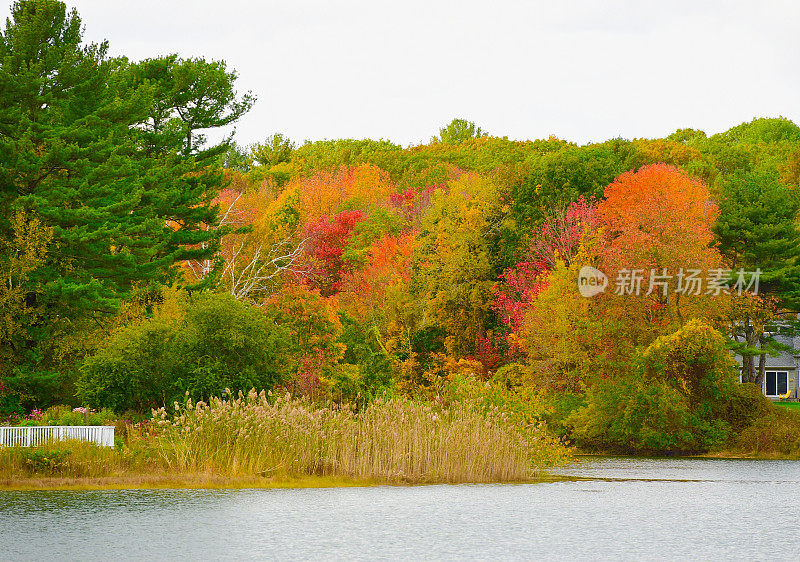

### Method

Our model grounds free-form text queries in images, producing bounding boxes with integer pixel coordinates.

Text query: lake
[2,457,799,560]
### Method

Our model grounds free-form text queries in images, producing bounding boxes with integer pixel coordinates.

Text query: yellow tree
[0,211,53,372]
[184,174,310,301]
[521,236,634,391]
[413,173,504,357]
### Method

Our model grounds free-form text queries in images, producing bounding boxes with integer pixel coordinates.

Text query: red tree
[492,197,598,351]
[302,210,365,296]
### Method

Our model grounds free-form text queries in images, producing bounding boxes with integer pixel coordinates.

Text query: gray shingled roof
[734,334,800,369]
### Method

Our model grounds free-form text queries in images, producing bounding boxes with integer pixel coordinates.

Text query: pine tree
[0,0,253,403]
[715,168,800,384]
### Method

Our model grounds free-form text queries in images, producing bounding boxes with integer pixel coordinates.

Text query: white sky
[5,0,800,148]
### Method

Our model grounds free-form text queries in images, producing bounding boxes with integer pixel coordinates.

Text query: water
[2,457,799,560]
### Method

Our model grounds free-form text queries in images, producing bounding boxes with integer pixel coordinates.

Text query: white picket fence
[0,426,115,448]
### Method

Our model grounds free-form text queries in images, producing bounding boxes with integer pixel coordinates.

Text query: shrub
[78,292,292,412]
[724,383,773,431]
[19,448,71,474]
[0,384,26,419]
[638,319,740,408]
[0,439,141,478]
[568,379,729,454]
[734,407,800,457]
[567,320,740,454]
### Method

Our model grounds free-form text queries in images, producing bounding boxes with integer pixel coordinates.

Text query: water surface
[2,457,798,560]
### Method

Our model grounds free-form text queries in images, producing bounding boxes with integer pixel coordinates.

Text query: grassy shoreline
[6,452,798,491]
[0,472,566,491]
[0,394,570,490]
[0,474,380,491]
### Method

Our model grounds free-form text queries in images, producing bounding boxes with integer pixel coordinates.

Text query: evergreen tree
[715,168,800,384]
[0,0,253,404]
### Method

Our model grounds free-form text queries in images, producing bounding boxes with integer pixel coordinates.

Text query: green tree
[122,54,255,155]
[700,118,800,178]
[712,117,800,145]
[78,291,291,412]
[292,139,404,176]
[332,313,395,406]
[714,169,800,383]
[667,128,707,145]
[0,1,252,400]
[511,142,631,234]
[715,170,800,292]
[433,118,487,145]
[250,133,296,167]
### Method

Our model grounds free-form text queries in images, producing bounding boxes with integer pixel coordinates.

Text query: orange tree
[521,164,729,392]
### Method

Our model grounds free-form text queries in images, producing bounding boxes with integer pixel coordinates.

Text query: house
[735,333,800,400]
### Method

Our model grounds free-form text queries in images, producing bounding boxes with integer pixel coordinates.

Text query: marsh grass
[153,390,564,483]
[1,391,567,486]
[0,438,146,478]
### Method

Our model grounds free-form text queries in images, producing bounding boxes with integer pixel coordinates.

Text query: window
[765,371,789,397]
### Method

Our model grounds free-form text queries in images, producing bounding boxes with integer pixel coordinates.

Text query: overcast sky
[5,0,799,147]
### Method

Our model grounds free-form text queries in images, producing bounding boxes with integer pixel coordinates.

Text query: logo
[578,266,608,298]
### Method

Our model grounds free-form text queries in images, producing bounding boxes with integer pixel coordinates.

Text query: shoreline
[5,453,798,491]
[0,472,565,491]
[0,474,381,491]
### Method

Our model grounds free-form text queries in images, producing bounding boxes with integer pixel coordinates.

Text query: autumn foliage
[4,89,785,459]
[598,163,720,276]
[302,210,365,296]
[6,0,797,465]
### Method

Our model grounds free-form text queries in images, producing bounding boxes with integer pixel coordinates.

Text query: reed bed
[0,391,567,486]
[153,390,561,483]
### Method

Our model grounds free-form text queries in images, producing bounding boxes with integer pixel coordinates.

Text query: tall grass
[0,438,146,479]
[153,390,566,483]
[0,391,568,485]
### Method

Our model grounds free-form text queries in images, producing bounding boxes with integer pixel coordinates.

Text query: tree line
[3,0,800,454]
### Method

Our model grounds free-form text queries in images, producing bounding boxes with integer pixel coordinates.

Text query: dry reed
[0,391,567,486]
[151,390,564,483]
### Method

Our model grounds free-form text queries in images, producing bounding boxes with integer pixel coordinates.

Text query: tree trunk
[755,335,767,387]
[742,353,756,384]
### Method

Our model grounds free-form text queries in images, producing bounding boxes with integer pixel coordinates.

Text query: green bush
[568,379,729,454]
[331,315,395,406]
[567,320,740,454]
[724,382,773,431]
[78,292,292,412]
[539,391,586,440]
[20,448,71,474]
[734,407,800,456]
[0,439,133,478]
[1,368,75,413]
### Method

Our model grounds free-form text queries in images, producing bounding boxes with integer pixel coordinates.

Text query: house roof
[734,334,800,369]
